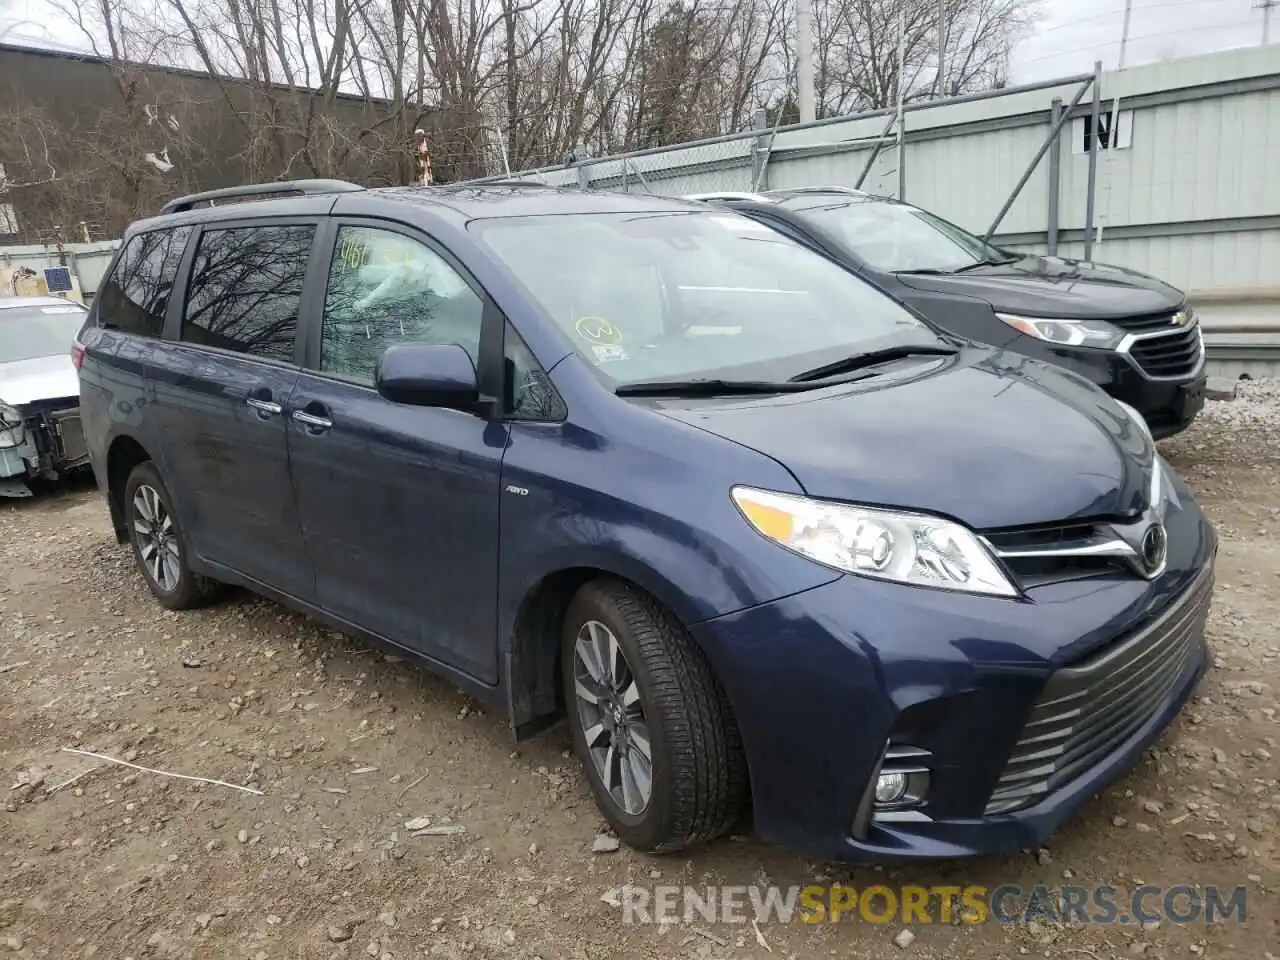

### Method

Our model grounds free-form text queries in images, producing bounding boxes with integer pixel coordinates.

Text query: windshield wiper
[616,378,817,397]
[787,344,958,383]
[951,255,1018,273]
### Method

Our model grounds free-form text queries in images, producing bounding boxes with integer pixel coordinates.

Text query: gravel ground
[1,383,1276,960]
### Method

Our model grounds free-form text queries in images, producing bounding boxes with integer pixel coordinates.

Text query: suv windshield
[0,304,87,363]
[471,210,939,385]
[796,198,1011,274]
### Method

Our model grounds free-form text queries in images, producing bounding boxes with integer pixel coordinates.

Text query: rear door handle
[293,410,333,430]
[246,397,282,415]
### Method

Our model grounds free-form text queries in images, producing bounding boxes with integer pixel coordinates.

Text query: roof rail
[766,185,868,197]
[682,191,773,203]
[474,179,559,189]
[159,179,364,215]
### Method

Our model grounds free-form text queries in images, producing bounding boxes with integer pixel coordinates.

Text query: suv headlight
[732,486,1018,597]
[995,312,1125,350]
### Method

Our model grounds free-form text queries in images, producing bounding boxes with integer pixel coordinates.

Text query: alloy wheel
[573,620,653,816]
[132,484,181,592]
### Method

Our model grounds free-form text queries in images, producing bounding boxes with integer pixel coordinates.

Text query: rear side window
[181,224,315,363]
[96,227,192,337]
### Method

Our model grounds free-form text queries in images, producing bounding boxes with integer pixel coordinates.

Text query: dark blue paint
[78,184,1216,862]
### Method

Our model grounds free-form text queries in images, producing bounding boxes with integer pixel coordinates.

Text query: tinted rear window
[96,227,192,338]
[181,224,314,363]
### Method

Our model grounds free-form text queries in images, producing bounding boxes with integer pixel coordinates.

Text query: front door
[287,222,506,682]
[151,221,318,600]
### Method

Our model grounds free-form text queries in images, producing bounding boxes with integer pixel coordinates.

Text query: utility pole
[936,0,947,97]
[895,2,907,199]
[797,0,816,123]
[1262,0,1277,45]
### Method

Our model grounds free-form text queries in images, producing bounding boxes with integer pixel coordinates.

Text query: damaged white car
[0,296,91,497]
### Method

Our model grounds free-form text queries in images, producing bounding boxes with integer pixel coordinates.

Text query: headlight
[995,312,1125,350]
[731,486,1018,597]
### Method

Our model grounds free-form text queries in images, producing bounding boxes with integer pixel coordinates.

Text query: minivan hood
[657,351,1153,530]
[0,354,80,407]
[895,256,1184,321]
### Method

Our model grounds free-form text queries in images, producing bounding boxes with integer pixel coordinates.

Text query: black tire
[561,578,747,853]
[123,461,223,610]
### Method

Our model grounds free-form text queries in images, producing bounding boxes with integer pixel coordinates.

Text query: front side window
[181,224,314,362]
[320,226,483,384]
[471,210,938,386]
[96,226,192,338]
[0,303,88,363]
[504,322,565,421]
[796,199,1008,273]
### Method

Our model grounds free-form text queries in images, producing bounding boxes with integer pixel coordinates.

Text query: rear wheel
[124,462,222,610]
[562,578,747,853]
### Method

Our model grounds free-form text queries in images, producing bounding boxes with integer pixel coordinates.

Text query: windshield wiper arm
[616,378,817,397]
[787,344,958,383]
[951,256,1017,273]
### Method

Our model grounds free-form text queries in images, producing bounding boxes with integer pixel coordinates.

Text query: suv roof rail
[474,179,559,188]
[159,179,365,215]
[766,185,868,197]
[682,191,773,203]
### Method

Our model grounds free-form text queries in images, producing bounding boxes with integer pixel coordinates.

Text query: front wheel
[123,461,222,610]
[562,579,747,853]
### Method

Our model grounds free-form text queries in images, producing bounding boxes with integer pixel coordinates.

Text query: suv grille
[985,567,1212,815]
[984,522,1133,588]
[1128,326,1202,378]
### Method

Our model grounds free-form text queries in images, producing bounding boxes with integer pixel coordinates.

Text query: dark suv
[77,181,1215,862]
[689,188,1207,439]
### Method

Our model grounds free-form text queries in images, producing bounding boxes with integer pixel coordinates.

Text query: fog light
[874,772,908,804]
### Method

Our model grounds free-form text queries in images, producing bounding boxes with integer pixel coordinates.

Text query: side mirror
[375,342,481,411]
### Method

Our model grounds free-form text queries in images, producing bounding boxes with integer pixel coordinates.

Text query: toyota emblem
[1141,522,1167,574]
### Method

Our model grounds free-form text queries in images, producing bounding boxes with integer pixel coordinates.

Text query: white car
[0,296,91,497]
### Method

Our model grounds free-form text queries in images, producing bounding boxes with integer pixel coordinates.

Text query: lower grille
[1128,327,1202,378]
[985,568,1212,815]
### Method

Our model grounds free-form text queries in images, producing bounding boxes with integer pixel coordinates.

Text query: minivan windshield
[796,198,1013,274]
[0,304,87,363]
[471,210,941,385]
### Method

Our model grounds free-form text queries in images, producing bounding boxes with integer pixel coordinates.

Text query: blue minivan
[76,180,1216,861]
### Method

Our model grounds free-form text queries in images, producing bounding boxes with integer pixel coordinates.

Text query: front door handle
[293,409,333,430]
[246,397,282,416]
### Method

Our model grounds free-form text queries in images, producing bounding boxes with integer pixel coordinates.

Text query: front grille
[1128,327,1202,378]
[984,521,1133,588]
[1110,312,1185,333]
[985,567,1212,815]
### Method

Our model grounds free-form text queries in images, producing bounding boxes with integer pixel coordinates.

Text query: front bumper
[692,479,1216,861]
[1014,335,1206,440]
[0,403,91,496]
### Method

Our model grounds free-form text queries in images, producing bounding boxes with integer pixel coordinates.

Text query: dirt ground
[1,383,1276,960]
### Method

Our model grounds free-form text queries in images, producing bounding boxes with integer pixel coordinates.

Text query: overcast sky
[0,0,1274,82]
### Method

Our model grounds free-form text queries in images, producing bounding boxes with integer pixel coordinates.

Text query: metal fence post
[1047,97,1063,256]
[1084,60,1103,261]
[573,143,591,190]
[855,112,900,190]
[984,75,1093,241]
[750,108,770,191]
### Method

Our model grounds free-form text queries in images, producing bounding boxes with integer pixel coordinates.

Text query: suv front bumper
[691,481,1216,861]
